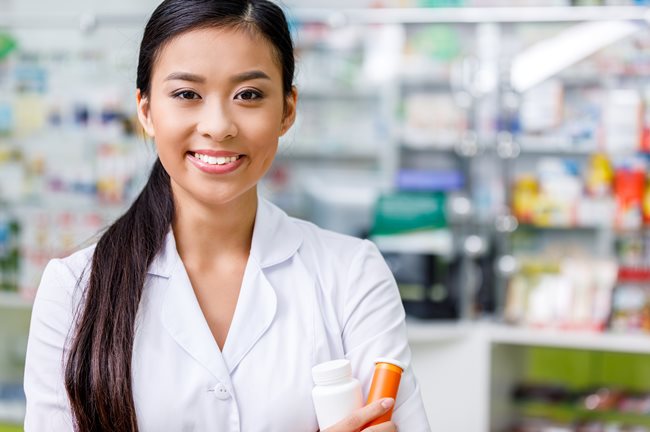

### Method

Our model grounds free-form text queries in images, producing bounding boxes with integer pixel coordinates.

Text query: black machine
[381,251,496,320]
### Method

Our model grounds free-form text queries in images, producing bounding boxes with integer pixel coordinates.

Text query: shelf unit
[488,324,650,355]
[407,321,650,431]
[408,321,650,355]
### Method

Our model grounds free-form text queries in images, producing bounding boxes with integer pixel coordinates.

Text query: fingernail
[381,398,395,410]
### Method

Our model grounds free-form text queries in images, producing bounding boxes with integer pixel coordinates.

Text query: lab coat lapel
[221,260,276,373]
[221,198,303,373]
[152,198,303,378]
[160,233,231,381]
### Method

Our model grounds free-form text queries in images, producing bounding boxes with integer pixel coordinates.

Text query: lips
[186,151,246,175]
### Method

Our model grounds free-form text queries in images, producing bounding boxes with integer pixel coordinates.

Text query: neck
[171,186,258,269]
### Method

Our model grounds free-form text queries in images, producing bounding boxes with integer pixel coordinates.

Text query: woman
[23,1,431,431]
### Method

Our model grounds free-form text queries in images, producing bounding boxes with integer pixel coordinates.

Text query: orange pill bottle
[365,358,405,426]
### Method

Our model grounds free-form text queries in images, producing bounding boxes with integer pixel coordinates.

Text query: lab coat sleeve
[24,259,79,431]
[342,240,431,432]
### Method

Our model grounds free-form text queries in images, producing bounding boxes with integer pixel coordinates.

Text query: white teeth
[193,153,240,165]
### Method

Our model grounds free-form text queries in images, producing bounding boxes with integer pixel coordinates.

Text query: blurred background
[2,0,650,431]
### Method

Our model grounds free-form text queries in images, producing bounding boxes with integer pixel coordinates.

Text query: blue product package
[397,169,464,192]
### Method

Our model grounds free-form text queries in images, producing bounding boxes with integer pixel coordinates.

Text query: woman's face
[136,27,297,209]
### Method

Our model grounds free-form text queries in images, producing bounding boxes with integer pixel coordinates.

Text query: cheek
[243,109,283,147]
[248,126,280,168]
[152,106,194,146]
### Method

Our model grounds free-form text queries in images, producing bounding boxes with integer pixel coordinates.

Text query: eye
[236,89,263,101]
[172,90,201,100]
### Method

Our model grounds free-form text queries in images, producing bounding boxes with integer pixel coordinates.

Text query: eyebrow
[165,72,205,83]
[230,70,272,84]
[164,70,272,84]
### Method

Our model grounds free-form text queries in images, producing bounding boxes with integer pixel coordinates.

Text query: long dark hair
[64,1,295,430]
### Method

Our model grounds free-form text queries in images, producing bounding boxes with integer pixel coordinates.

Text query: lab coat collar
[147,197,303,278]
[146,230,176,278]
[249,197,303,268]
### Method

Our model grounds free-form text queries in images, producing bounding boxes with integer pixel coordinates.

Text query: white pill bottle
[311,359,363,430]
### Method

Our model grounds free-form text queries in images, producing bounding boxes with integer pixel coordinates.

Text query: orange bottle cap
[374,357,406,371]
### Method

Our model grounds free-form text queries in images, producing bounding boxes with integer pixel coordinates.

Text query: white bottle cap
[312,359,352,386]
[375,357,406,371]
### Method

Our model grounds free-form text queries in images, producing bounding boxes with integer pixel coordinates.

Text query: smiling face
[136,26,297,210]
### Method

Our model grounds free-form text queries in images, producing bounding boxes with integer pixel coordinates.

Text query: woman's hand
[322,398,397,432]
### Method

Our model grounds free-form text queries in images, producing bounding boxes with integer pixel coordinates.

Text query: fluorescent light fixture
[511,20,644,93]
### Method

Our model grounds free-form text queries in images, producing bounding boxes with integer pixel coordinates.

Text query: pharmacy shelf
[399,135,459,153]
[275,147,379,163]
[515,401,650,427]
[292,6,650,25]
[3,6,650,30]
[0,293,32,311]
[516,223,603,231]
[489,324,650,355]
[406,321,650,355]
[517,135,596,155]
[559,72,648,87]
[516,222,650,234]
[399,76,451,90]
[298,86,380,100]
[509,135,650,157]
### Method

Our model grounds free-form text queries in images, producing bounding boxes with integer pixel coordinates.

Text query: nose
[196,98,238,142]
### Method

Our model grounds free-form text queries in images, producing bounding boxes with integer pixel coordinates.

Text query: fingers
[325,398,394,431]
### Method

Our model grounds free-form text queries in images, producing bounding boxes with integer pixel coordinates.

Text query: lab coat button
[212,383,231,400]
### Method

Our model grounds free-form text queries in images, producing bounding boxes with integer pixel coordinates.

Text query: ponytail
[64,159,174,431]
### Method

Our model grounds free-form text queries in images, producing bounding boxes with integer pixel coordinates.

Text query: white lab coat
[24,197,431,431]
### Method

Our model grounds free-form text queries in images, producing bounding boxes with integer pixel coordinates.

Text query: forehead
[152,26,281,82]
